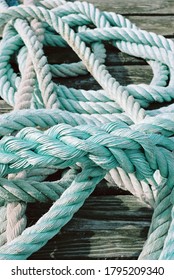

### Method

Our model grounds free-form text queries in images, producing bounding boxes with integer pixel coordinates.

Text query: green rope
[0,0,174,259]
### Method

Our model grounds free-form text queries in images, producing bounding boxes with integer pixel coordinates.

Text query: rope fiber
[0,0,174,259]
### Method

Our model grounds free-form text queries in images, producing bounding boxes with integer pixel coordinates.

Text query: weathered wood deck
[0,0,173,259]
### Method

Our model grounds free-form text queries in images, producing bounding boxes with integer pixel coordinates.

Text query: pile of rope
[0,0,174,260]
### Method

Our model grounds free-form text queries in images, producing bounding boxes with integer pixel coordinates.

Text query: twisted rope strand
[0,166,106,259]
[6,9,45,243]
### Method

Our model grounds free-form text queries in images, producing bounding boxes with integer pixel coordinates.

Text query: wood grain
[128,16,174,35]
[27,195,152,260]
[54,65,152,91]
[0,100,12,113]
[76,0,174,15]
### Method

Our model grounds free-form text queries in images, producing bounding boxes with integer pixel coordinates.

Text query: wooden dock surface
[0,0,173,259]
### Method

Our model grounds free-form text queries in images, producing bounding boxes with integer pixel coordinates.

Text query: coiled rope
[0,0,174,259]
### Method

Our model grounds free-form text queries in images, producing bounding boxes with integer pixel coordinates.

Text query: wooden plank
[0,100,12,114]
[46,45,145,66]
[77,0,174,15]
[27,195,152,260]
[128,16,174,35]
[17,0,174,15]
[54,65,152,90]
[29,230,148,260]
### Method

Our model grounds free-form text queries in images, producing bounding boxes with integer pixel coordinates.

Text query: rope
[0,0,174,259]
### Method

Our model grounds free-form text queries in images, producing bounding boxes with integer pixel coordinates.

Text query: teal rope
[0,166,106,259]
[0,0,174,259]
